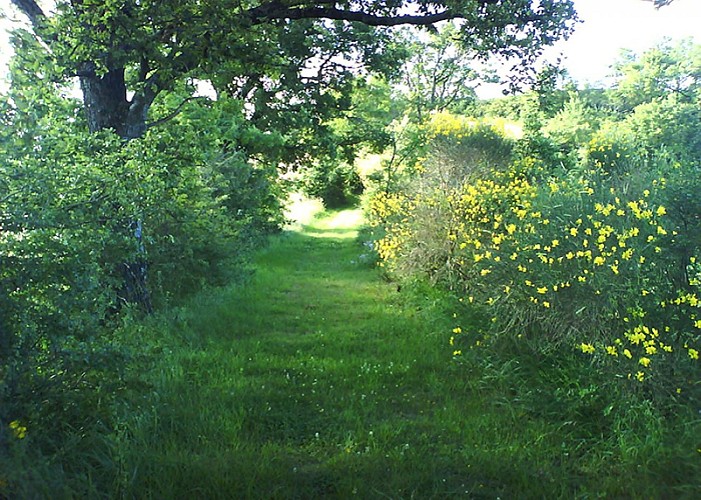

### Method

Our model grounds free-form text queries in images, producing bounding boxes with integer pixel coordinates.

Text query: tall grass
[4,206,700,498]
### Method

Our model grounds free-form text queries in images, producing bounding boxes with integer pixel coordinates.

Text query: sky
[1,0,700,96]
[548,0,701,86]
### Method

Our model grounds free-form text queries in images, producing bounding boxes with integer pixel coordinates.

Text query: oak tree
[8,0,578,139]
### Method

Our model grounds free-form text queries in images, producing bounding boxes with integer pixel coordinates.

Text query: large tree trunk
[79,65,155,139]
[80,65,155,312]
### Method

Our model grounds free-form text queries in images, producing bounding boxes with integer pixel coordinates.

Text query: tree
[399,22,490,123]
[7,0,578,141]
[611,39,701,113]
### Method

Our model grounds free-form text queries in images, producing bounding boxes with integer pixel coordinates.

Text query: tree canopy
[7,0,578,138]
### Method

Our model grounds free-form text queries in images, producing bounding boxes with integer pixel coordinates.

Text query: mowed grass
[112,207,701,499]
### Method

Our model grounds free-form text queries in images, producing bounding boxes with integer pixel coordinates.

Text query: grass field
[10,205,698,498]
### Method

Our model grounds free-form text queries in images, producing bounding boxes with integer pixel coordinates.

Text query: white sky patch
[553,0,701,87]
[477,0,701,98]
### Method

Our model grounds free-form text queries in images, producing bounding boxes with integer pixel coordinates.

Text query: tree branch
[9,0,45,28]
[249,3,463,26]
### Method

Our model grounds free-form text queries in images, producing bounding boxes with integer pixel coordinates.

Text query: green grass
[7,206,699,498]
[118,208,701,498]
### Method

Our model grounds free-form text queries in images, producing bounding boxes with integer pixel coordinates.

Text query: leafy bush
[0,90,284,489]
[302,161,365,208]
[373,148,701,401]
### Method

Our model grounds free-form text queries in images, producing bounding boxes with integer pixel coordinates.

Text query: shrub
[373,152,701,401]
[302,161,365,208]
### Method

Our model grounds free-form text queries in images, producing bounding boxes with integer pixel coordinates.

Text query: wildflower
[9,420,27,439]
[639,357,651,367]
[623,349,632,359]
[635,371,645,382]
[542,301,551,308]
[689,348,699,360]
[656,206,666,216]
[579,343,595,354]
[452,327,462,334]
[606,346,618,357]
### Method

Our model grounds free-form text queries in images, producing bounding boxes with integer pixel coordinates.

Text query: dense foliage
[372,40,701,407]
[4,0,697,496]
[0,60,284,487]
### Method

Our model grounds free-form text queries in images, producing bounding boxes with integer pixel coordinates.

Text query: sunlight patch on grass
[304,209,365,239]
[285,193,325,229]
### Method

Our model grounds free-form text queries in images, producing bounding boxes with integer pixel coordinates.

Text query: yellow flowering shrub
[373,141,701,398]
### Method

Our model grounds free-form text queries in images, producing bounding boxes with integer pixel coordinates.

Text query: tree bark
[78,65,157,139]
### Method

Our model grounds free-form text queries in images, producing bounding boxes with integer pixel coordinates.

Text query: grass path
[117,208,642,498]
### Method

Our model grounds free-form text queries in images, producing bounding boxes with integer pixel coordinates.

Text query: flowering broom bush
[371,132,701,400]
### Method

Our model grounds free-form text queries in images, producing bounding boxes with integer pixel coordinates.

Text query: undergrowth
[3,207,700,498]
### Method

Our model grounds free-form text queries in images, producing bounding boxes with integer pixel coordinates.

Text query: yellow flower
[9,420,27,439]
[639,357,651,367]
[623,349,632,359]
[452,327,462,334]
[689,348,699,360]
[635,371,645,382]
[656,205,666,216]
[606,346,618,357]
[579,343,595,354]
